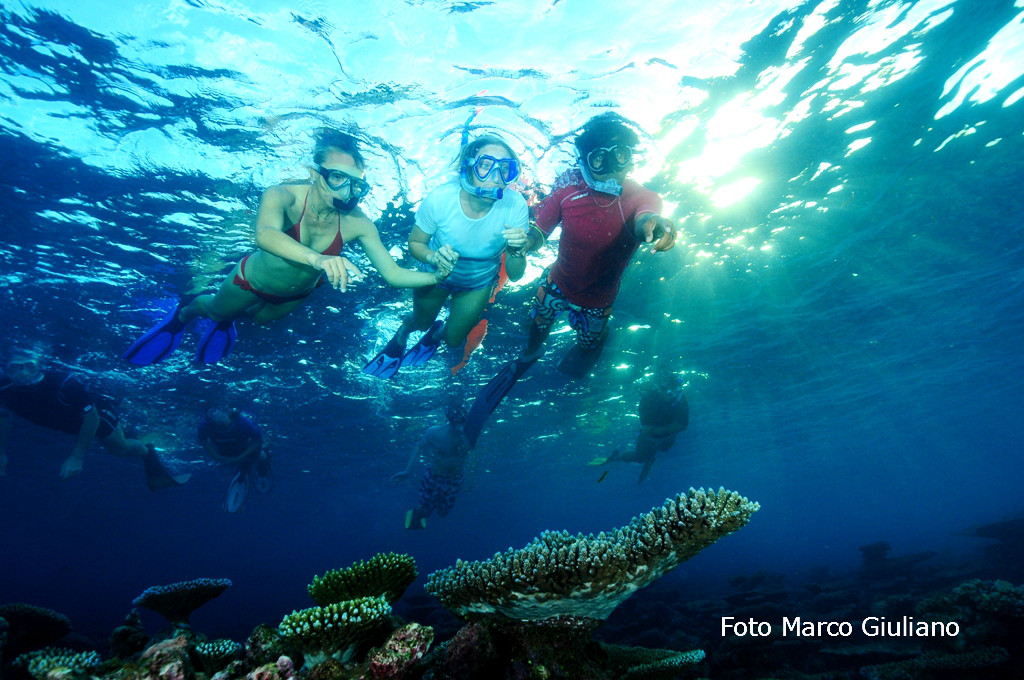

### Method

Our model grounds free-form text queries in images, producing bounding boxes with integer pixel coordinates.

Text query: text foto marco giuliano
[721,616,960,638]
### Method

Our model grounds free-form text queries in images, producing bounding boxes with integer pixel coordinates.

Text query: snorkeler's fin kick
[124,303,237,366]
[223,465,250,513]
[143,445,191,491]
[401,320,444,367]
[122,305,188,366]
[464,354,539,447]
[362,329,406,379]
[362,321,444,379]
[195,320,237,364]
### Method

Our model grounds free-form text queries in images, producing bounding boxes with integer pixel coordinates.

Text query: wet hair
[313,128,365,169]
[574,112,640,159]
[455,134,517,172]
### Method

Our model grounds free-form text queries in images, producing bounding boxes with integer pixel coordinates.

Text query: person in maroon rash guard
[519,112,677,376]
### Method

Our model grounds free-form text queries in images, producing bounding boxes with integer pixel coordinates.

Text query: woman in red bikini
[123,129,455,365]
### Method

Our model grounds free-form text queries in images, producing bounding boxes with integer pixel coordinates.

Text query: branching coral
[426,487,759,621]
[193,639,242,674]
[308,554,417,606]
[131,578,232,625]
[601,643,706,680]
[278,596,391,655]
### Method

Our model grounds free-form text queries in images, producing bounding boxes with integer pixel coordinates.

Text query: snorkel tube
[333,194,360,212]
[459,107,504,200]
[576,148,623,196]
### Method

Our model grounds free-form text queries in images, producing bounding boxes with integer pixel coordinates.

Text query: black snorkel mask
[576,148,623,196]
[317,165,370,212]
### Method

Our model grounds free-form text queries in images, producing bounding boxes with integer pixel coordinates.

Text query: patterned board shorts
[418,467,464,517]
[530,271,612,350]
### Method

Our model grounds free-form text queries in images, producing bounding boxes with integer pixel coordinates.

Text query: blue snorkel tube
[459,107,504,201]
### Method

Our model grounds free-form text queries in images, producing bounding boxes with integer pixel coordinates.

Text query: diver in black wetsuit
[591,376,689,483]
[0,348,189,489]
[198,407,271,512]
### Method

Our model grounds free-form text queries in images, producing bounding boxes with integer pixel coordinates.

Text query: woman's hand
[432,252,456,282]
[503,227,529,255]
[313,255,363,292]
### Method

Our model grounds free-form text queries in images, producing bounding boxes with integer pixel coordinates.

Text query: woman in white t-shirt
[363,135,530,379]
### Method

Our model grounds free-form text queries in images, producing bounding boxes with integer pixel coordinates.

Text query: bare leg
[180,266,264,323]
[98,425,148,459]
[397,285,449,345]
[444,287,491,347]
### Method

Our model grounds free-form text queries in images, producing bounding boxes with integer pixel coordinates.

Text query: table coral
[425,487,759,621]
[308,554,417,606]
[132,579,232,625]
[0,604,72,657]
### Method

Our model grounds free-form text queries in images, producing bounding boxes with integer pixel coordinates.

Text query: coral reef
[860,645,1010,679]
[430,615,700,680]
[12,647,102,680]
[952,579,1024,617]
[362,623,433,679]
[426,487,759,621]
[278,596,391,659]
[132,579,232,625]
[109,610,149,659]
[244,624,305,669]
[140,636,193,680]
[0,603,72,659]
[309,554,417,607]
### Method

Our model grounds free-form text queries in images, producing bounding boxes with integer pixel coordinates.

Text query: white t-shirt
[415,181,529,290]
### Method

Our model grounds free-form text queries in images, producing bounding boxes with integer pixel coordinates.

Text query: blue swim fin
[401,320,444,368]
[123,305,189,366]
[362,332,406,379]
[195,320,237,364]
[463,356,538,447]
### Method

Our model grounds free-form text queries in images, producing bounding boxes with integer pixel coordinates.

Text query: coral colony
[0,489,759,679]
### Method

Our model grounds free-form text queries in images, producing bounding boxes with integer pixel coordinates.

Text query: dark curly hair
[574,112,640,159]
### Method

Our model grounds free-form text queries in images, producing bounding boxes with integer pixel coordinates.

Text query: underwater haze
[1,0,1023,671]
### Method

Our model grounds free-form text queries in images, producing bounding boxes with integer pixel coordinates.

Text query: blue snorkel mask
[458,108,520,201]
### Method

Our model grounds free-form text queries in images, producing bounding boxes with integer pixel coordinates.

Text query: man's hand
[430,244,459,271]
[641,215,676,252]
[60,454,84,479]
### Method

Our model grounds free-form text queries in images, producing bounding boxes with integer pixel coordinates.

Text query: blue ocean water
[1,0,1022,660]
